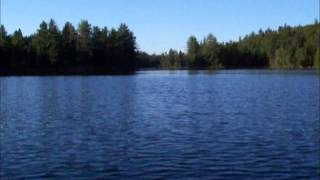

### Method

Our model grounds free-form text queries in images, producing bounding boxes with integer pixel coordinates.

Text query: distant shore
[0,67,318,77]
[1,20,319,76]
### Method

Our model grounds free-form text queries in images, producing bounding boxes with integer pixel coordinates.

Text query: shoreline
[0,68,319,77]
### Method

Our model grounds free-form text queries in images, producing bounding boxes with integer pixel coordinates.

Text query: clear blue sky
[2,0,319,54]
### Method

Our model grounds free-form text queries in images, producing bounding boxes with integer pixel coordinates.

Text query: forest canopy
[0,19,136,75]
[140,21,320,70]
[0,19,319,75]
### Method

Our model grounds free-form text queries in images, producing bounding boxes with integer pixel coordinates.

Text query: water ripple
[0,70,319,179]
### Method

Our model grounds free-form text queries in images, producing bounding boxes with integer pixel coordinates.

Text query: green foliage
[160,49,185,69]
[0,25,7,45]
[11,29,24,48]
[238,23,319,68]
[32,21,50,65]
[61,22,77,66]
[48,19,61,65]
[115,24,137,70]
[186,36,201,67]
[0,19,319,74]
[0,19,137,75]
[137,22,318,70]
[136,51,161,68]
[274,47,290,68]
[77,20,93,64]
[201,34,220,68]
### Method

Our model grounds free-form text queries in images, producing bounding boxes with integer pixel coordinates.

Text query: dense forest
[0,19,319,75]
[0,19,136,75]
[139,21,320,69]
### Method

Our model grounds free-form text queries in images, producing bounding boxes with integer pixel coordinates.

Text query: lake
[0,70,319,179]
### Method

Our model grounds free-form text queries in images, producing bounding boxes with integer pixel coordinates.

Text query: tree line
[138,21,320,69]
[0,19,136,75]
[0,20,319,75]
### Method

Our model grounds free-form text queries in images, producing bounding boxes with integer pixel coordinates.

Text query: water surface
[1,70,319,179]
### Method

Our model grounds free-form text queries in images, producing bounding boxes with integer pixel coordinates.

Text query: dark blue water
[0,70,319,179]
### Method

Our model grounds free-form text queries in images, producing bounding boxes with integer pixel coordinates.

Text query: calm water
[0,70,319,179]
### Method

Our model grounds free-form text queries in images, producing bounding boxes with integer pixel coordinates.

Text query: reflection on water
[0,70,319,179]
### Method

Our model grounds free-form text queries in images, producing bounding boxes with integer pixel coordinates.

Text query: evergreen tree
[201,34,220,67]
[0,19,319,74]
[115,23,136,70]
[10,29,26,67]
[0,25,10,71]
[32,21,50,66]
[0,25,8,45]
[187,36,200,67]
[48,19,61,65]
[11,29,24,47]
[61,22,77,66]
[77,20,92,65]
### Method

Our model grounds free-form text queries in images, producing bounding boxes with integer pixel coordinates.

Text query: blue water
[0,70,319,179]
